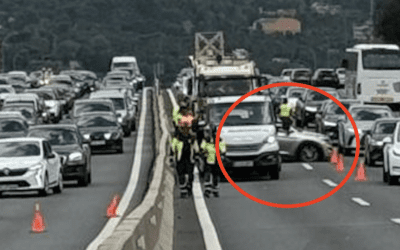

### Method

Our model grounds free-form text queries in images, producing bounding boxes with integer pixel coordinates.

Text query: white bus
[342,44,400,107]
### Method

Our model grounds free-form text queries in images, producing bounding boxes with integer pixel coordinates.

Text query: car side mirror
[48,153,56,159]
[341,59,348,69]
[383,136,392,144]
[60,155,67,165]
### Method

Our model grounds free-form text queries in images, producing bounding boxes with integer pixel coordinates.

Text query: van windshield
[209,101,273,127]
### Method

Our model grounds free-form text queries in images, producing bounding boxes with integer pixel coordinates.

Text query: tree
[375,0,400,43]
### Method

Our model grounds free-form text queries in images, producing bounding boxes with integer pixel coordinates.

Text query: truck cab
[205,95,281,179]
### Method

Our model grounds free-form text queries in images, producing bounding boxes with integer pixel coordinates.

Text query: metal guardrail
[97,86,174,250]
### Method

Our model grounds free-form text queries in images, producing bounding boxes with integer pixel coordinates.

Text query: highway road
[0,89,155,250]
[164,90,400,250]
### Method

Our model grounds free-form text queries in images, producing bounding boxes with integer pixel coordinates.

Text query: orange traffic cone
[31,202,46,233]
[330,148,338,164]
[355,162,368,181]
[336,154,345,173]
[106,195,120,218]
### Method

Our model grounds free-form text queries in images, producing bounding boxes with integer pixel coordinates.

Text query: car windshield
[326,104,345,115]
[27,91,54,100]
[0,88,12,93]
[374,122,396,134]
[0,141,41,157]
[307,91,329,101]
[8,77,25,84]
[362,49,400,70]
[319,71,336,77]
[75,103,112,115]
[294,71,311,78]
[113,62,135,68]
[287,88,306,98]
[2,106,33,119]
[28,128,78,146]
[77,116,118,128]
[50,80,72,86]
[200,78,254,97]
[351,108,392,121]
[209,101,273,126]
[337,69,345,74]
[110,98,125,110]
[0,120,25,132]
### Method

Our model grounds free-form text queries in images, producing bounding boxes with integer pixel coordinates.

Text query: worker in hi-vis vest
[200,126,226,198]
[278,96,294,136]
[170,97,199,198]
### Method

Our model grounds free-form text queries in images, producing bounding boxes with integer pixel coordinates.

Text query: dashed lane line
[302,163,313,170]
[322,179,337,187]
[351,197,371,207]
[390,218,400,225]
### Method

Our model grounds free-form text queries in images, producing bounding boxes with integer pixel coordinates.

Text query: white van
[206,95,281,179]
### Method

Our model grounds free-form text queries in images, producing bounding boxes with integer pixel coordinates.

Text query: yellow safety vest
[172,108,183,125]
[170,137,183,161]
[280,104,291,117]
[201,139,227,164]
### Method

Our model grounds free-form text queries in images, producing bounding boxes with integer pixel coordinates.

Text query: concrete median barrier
[97,87,174,250]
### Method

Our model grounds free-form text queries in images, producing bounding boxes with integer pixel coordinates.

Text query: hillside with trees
[0,0,378,82]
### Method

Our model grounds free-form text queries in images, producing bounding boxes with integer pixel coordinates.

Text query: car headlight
[305,106,318,112]
[118,117,123,123]
[69,152,83,162]
[324,121,337,127]
[263,136,276,144]
[370,139,383,146]
[28,163,44,175]
[104,133,112,140]
[83,134,91,140]
[74,88,80,93]
[393,148,400,157]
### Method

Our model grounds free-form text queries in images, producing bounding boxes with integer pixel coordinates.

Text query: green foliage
[0,0,373,78]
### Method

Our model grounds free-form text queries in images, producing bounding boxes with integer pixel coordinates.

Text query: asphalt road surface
[0,89,155,250]
[174,148,400,250]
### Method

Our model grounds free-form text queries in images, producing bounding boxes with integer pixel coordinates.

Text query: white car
[0,137,65,196]
[383,122,400,185]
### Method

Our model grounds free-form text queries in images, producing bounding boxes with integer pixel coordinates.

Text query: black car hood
[51,144,82,155]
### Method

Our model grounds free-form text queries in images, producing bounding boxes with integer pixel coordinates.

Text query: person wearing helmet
[278,96,293,136]
[200,125,226,198]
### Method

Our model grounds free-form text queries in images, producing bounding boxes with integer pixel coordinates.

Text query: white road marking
[390,218,400,225]
[86,87,149,250]
[167,89,222,250]
[322,179,337,187]
[302,163,313,170]
[351,197,371,207]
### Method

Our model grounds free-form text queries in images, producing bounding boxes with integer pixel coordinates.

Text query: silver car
[277,127,332,162]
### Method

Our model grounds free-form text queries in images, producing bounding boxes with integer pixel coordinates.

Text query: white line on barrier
[302,163,313,170]
[351,197,370,207]
[86,87,150,250]
[322,179,337,187]
[167,89,223,250]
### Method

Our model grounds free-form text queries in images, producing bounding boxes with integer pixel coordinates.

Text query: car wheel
[269,166,280,180]
[78,168,89,187]
[117,142,123,154]
[388,171,397,185]
[131,120,136,131]
[38,173,50,197]
[383,166,388,183]
[298,142,320,162]
[53,171,63,194]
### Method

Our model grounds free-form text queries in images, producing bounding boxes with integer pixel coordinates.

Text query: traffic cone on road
[336,154,345,173]
[355,162,368,182]
[31,202,46,233]
[106,194,120,218]
[330,148,338,164]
